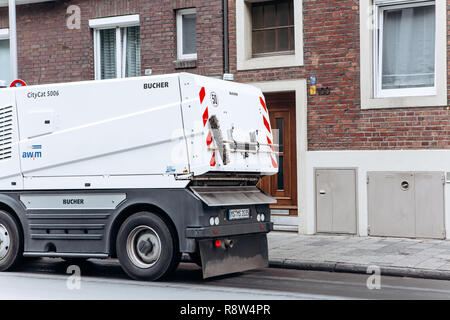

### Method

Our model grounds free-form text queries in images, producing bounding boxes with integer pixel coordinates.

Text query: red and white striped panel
[260,96,277,169]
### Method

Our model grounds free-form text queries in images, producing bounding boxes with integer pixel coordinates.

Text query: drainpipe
[8,0,18,80]
[222,0,230,76]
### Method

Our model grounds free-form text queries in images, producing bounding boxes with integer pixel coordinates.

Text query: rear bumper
[185,221,273,239]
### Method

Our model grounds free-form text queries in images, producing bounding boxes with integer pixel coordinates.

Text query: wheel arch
[108,203,180,258]
[0,198,25,241]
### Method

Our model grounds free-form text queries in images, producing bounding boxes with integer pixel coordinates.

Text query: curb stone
[269,259,450,281]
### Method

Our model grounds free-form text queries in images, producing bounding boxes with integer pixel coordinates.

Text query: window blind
[125,26,141,77]
[381,4,436,89]
[100,28,117,79]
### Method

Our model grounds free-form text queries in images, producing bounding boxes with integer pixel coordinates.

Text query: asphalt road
[1,257,450,299]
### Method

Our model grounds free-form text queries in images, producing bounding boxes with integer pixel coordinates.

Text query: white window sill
[237,53,303,71]
[174,59,197,69]
[362,95,447,110]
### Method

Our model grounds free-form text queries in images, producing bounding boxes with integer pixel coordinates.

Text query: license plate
[228,208,250,220]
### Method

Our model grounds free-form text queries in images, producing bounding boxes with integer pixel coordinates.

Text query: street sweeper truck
[0,73,278,280]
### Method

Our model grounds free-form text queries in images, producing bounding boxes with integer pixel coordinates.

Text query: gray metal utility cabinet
[367,171,445,239]
[315,168,358,235]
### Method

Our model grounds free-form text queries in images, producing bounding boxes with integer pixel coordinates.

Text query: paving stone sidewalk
[268,232,450,280]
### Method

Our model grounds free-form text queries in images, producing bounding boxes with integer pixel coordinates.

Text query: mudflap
[199,233,269,279]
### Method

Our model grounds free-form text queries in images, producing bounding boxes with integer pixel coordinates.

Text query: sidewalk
[268,232,450,280]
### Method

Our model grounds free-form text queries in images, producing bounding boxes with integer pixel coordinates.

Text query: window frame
[359,0,447,110]
[236,0,303,71]
[0,28,10,85]
[89,15,140,80]
[0,28,8,40]
[176,8,197,61]
[251,0,295,58]
[374,0,437,98]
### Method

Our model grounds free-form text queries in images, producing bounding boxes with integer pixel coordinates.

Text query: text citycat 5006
[0,73,278,280]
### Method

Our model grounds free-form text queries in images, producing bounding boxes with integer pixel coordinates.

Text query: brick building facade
[0,0,225,83]
[0,0,449,239]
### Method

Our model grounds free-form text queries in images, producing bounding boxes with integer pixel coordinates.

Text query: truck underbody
[0,177,273,279]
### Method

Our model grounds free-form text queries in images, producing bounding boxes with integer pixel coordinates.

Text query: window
[375,1,436,98]
[235,0,303,71]
[251,0,295,57]
[0,29,10,84]
[90,15,141,80]
[177,8,197,60]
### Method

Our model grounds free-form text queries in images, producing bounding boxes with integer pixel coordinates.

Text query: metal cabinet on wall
[367,172,445,239]
[315,168,357,234]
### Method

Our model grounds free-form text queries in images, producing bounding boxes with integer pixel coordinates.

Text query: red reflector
[199,87,206,104]
[260,97,267,112]
[271,155,278,169]
[202,107,209,126]
[210,152,216,167]
[206,131,213,146]
[263,115,271,133]
[267,136,274,151]
[215,240,221,247]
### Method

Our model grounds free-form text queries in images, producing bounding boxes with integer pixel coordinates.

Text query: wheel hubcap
[0,224,11,261]
[126,226,161,269]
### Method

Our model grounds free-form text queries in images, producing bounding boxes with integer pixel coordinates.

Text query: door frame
[248,79,308,234]
[260,94,298,215]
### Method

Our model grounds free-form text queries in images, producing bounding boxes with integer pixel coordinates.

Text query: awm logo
[22,145,42,160]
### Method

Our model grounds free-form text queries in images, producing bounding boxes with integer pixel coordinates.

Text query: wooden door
[259,92,298,216]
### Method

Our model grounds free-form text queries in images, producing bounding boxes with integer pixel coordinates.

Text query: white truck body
[0,73,277,190]
[0,73,277,280]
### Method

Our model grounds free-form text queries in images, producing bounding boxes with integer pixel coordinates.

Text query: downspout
[8,0,18,80]
[222,0,229,75]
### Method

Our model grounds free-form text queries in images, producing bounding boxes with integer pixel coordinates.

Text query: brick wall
[0,0,224,84]
[0,0,448,151]
[228,0,450,150]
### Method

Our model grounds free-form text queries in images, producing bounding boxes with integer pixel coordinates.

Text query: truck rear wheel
[116,211,179,281]
[0,210,23,271]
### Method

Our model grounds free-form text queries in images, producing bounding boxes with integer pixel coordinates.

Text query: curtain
[100,28,117,79]
[382,5,435,90]
[124,26,141,77]
[0,40,10,84]
[100,26,140,79]
[182,13,197,55]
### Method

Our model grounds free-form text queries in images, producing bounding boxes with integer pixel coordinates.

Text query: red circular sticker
[9,79,27,88]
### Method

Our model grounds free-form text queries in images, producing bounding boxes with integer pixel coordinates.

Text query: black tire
[0,210,23,271]
[116,211,179,281]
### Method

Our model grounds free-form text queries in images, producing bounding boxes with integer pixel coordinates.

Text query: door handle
[319,190,326,195]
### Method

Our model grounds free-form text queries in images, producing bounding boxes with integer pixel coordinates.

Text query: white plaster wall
[304,150,450,239]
